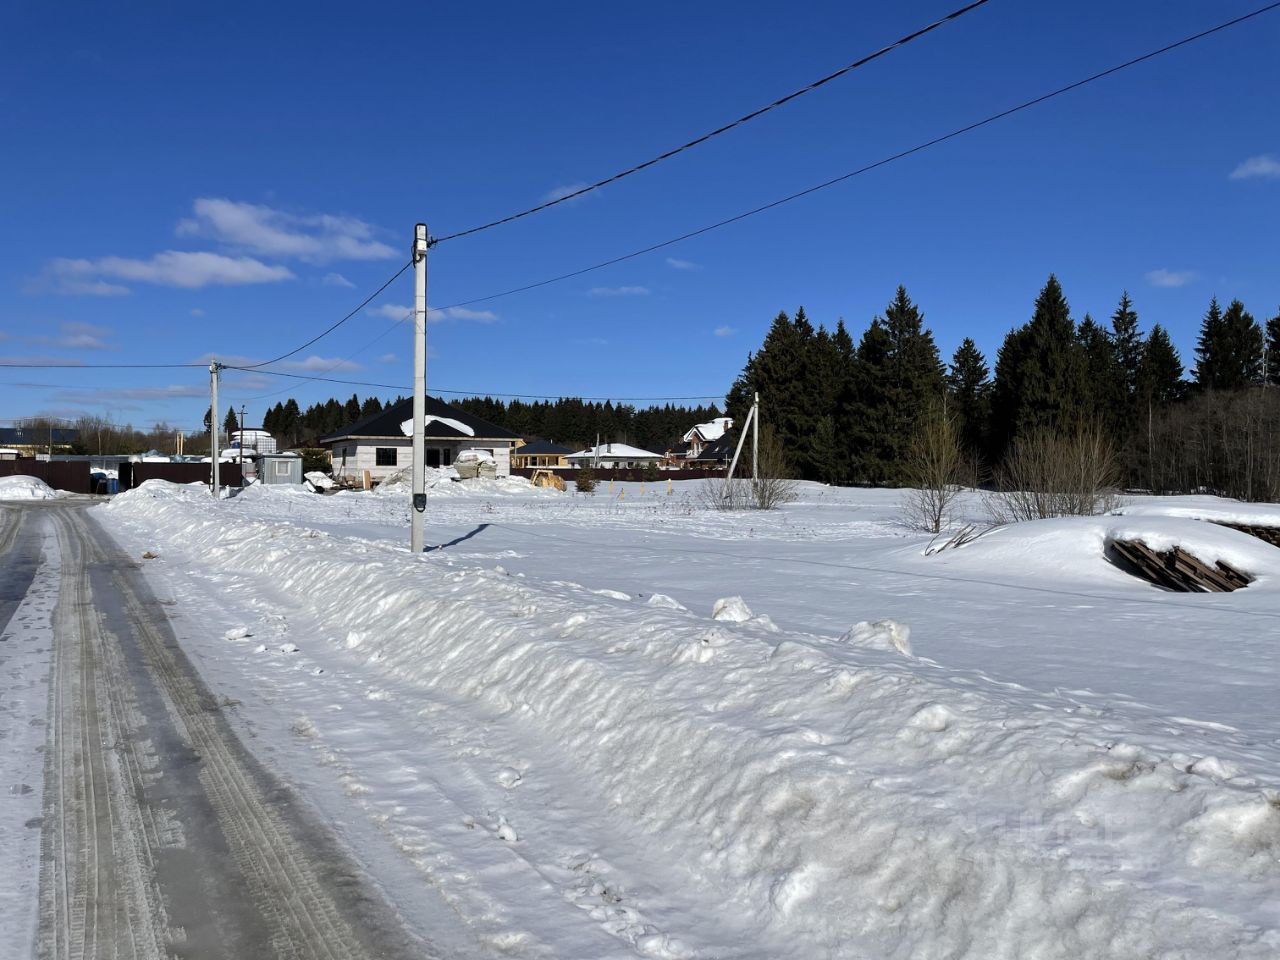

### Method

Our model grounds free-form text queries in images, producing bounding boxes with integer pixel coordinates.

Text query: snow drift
[98,483,1280,958]
[0,476,62,500]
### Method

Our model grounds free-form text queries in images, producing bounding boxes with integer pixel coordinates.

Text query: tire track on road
[34,502,426,960]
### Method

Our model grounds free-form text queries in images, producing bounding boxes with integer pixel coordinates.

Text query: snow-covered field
[85,478,1280,958]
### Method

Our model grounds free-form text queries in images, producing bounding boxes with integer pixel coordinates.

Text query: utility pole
[410,224,429,552]
[209,361,222,497]
[238,404,247,473]
[752,391,759,487]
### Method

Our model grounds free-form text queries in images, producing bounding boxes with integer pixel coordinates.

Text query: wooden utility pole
[410,224,429,552]
[209,361,222,497]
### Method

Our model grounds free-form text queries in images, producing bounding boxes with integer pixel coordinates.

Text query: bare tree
[901,401,968,533]
[986,422,1121,524]
[699,424,797,510]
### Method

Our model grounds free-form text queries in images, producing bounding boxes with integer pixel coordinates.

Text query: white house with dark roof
[319,396,521,483]
[565,442,663,470]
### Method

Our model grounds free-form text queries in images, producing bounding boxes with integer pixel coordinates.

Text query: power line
[429,0,993,245]
[223,365,724,402]
[436,2,1280,311]
[238,259,413,369]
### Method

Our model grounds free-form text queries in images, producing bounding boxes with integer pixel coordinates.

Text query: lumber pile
[1109,539,1252,593]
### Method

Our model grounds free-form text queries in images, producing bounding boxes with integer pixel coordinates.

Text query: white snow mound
[0,476,62,500]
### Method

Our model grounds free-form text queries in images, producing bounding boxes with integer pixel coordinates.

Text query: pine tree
[1110,291,1144,401]
[223,406,238,435]
[203,406,213,435]
[947,338,990,459]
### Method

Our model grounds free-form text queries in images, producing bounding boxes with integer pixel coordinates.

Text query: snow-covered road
[0,502,437,960]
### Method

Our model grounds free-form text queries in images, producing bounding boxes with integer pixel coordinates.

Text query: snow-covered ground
[78,479,1280,957]
[0,476,61,500]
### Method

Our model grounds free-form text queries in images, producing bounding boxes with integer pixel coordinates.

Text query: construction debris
[1108,538,1252,592]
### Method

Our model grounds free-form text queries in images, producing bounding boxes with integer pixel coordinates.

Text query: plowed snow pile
[96,481,1280,959]
[0,475,61,500]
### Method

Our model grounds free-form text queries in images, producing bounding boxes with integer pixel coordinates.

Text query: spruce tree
[1193,297,1225,388]
[989,274,1087,454]
[1075,313,1125,436]
[223,406,238,435]
[947,338,990,459]
[1110,291,1144,401]
[849,319,895,482]
[1136,324,1184,406]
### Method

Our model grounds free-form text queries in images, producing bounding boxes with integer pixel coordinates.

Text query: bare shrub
[900,402,968,533]
[698,424,798,510]
[985,423,1121,524]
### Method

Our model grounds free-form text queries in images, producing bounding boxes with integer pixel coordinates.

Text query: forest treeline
[724,275,1280,500]
[254,393,721,454]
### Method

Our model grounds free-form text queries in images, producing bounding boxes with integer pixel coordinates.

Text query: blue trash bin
[108,477,119,495]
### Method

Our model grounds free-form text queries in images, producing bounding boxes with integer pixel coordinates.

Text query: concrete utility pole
[410,223,429,552]
[209,361,222,498]
[238,404,247,472]
[724,393,759,496]
[752,391,759,487]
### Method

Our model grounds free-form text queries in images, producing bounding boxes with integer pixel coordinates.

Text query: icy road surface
[0,502,434,960]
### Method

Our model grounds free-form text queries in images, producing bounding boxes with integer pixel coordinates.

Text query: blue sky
[2,0,1277,431]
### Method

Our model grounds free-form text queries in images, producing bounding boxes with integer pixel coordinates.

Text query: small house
[320,396,521,484]
[512,439,574,469]
[566,442,664,470]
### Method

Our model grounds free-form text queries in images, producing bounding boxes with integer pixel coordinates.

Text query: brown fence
[0,458,91,494]
[511,466,726,483]
[120,462,242,490]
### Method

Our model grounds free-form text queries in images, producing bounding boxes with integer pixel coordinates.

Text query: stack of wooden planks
[1109,538,1252,593]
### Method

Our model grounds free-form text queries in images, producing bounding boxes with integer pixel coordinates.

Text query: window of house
[273,460,293,477]
[426,448,440,468]
[375,448,398,466]
[442,449,452,466]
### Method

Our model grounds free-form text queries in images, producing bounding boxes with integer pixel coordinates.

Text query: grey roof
[319,397,520,444]
[0,426,79,445]
[515,439,574,456]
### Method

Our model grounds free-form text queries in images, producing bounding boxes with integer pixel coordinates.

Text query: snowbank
[98,490,1280,958]
[373,465,557,499]
[0,476,62,500]
[1114,495,1280,529]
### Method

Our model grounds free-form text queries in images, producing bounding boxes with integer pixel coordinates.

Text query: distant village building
[320,396,521,483]
[229,428,277,454]
[566,442,663,470]
[667,416,733,465]
[0,426,79,456]
[512,439,574,470]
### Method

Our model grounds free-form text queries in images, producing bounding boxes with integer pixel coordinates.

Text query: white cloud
[589,285,649,297]
[378,352,397,363]
[322,272,356,288]
[47,251,294,291]
[542,182,595,205]
[52,279,131,297]
[1229,154,1280,181]
[714,325,737,337]
[277,355,363,373]
[375,303,499,324]
[1145,268,1197,289]
[35,321,116,350]
[177,198,397,263]
[190,307,205,317]
[665,257,701,271]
